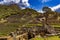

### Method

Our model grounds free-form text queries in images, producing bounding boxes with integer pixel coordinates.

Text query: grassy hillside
[0,4,41,36]
[0,4,60,36]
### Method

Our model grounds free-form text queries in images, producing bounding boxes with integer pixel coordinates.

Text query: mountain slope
[55,8,60,13]
[0,4,41,36]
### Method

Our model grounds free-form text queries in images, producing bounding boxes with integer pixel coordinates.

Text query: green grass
[52,25,60,27]
[0,23,19,36]
[25,23,60,27]
[31,36,60,40]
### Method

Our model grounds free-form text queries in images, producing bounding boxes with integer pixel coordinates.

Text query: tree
[42,6,51,12]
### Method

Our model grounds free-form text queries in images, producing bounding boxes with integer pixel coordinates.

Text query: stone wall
[0,33,28,40]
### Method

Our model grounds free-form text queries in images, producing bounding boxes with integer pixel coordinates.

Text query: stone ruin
[0,18,60,40]
[0,24,60,40]
[9,24,60,40]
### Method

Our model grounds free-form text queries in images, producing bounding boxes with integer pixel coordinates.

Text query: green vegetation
[0,4,41,36]
[0,23,19,36]
[31,36,60,40]
[0,4,60,36]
